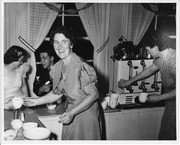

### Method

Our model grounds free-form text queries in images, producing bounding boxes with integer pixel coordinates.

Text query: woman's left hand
[58,110,75,125]
[147,94,161,103]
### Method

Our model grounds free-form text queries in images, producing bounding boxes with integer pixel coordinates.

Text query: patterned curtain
[76,3,110,96]
[4,3,61,97]
[127,4,157,45]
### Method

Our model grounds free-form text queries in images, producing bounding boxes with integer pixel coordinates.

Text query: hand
[40,84,52,93]
[23,97,38,107]
[58,110,75,125]
[4,96,14,110]
[146,94,161,103]
[118,79,130,88]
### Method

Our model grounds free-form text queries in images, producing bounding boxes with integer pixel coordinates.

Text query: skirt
[61,101,101,140]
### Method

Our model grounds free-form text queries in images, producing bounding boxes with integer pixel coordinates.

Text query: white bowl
[4,129,17,140]
[11,119,23,130]
[23,127,51,140]
[23,122,38,130]
[46,103,56,110]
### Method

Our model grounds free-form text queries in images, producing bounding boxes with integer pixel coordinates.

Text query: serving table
[34,103,66,140]
[4,101,165,141]
[4,107,45,140]
[4,103,66,141]
[103,105,165,140]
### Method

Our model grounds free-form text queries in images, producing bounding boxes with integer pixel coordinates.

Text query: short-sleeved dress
[4,63,29,100]
[50,53,101,140]
[154,48,176,140]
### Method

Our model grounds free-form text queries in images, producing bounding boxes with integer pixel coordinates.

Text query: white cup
[109,93,119,109]
[12,97,23,109]
[101,100,108,110]
[105,95,110,106]
[139,93,148,103]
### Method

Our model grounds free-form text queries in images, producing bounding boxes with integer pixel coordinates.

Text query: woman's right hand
[118,79,131,88]
[24,98,38,107]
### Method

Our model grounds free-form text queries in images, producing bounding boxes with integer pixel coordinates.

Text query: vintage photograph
[1,0,178,143]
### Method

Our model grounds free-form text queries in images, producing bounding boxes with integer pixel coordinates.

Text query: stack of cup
[109,93,119,109]
[101,92,120,109]
[101,94,110,110]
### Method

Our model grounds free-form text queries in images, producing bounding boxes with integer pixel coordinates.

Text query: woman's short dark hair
[50,26,75,46]
[142,30,171,51]
[4,45,27,65]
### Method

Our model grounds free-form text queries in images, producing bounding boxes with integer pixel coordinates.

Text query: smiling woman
[44,3,93,65]
[25,26,102,140]
[53,34,73,60]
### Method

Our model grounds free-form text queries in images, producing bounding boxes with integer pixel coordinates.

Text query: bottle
[20,112,25,122]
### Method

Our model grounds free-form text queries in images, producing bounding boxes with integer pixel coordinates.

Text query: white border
[1,0,179,145]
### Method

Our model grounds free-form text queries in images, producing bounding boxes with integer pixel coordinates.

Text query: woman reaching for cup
[4,45,30,110]
[25,26,102,140]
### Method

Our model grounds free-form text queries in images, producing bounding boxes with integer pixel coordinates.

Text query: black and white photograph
[1,0,179,144]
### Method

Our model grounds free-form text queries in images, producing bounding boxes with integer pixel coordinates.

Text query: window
[138,4,176,51]
[35,3,94,66]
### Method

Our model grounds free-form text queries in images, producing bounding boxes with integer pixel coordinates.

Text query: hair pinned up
[4,45,27,65]
[142,30,171,51]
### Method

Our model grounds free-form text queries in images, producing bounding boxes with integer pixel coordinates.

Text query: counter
[4,107,45,140]
[4,103,66,141]
[33,104,66,140]
[4,102,165,141]
[103,106,165,140]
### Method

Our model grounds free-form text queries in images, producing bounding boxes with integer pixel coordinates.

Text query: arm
[59,62,99,124]
[129,64,159,84]
[72,90,98,115]
[37,91,63,105]
[59,90,98,124]
[22,77,29,97]
[118,64,159,88]
[147,89,176,103]
[162,89,176,100]
[25,91,63,106]
[71,64,99,115]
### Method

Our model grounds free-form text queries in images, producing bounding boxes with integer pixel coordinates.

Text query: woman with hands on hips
[118,30,176,140]
[24,26,101,140]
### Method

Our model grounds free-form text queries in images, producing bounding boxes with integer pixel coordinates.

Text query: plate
[4,129,17,140]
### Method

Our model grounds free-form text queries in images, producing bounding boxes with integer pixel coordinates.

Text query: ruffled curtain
[76,3,110,96]
[4,3,61,97]
[108,3,156,91]
[76,3,155,95]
